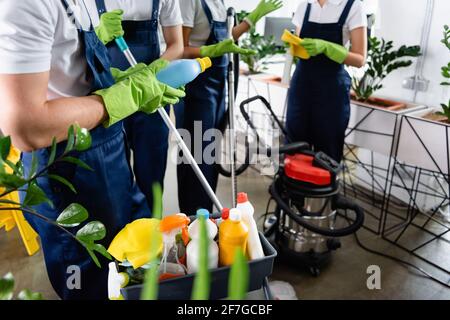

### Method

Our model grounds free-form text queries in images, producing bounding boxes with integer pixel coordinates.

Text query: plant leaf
[18,289,44,300]
[0,136,11,161]
[23,182,52,207]
[74,125,92,152]
[56,203,88,227]
[0,273,15,300]
[0,173,27,190]
[48,174,77,194]
[64,125,76,154]
[141,264,159,300]
[76,221,106,243]
[152,183,163,220]
[61,157,93,171]
[192,216,210,300]
[29,152,39,179]
[47,138,57,166]
[228,249,249,300]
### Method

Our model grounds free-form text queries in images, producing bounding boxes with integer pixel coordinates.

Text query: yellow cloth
[108,218,163,269]
[0,146,40,256]
[281,29,310,60]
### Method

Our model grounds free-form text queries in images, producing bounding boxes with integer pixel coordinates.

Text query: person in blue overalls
[287,0,368,162]
[177,0,283,214]
[0,0,184,299]
[91,0,184,211]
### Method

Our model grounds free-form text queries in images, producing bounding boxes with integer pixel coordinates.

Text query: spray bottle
[159,213,190,280]
[156,58,212,89]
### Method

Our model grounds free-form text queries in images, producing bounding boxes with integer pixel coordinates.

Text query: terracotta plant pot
[350,93,407,111]
[422,112,450,125]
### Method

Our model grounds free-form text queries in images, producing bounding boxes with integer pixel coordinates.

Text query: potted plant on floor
[237,11,286,75]
[351,37,421,111]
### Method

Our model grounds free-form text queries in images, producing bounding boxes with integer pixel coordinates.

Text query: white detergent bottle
[236,193,265,260]
[186,209,219,274]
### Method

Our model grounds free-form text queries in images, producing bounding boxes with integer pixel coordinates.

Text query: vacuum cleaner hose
[269,180,365,237]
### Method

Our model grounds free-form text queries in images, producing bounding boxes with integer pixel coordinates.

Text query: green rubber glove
[200,39,256,58]
[95,60,185,127]
[94,9,125,45]
[302,38,349,64]
[245,0,283,27]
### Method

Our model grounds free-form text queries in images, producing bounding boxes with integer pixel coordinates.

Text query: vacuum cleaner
[238,96,365,276]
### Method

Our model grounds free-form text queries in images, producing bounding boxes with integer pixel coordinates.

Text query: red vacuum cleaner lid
[284,154,332,186]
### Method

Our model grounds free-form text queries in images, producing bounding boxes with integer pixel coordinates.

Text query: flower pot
[395,108,450,175]
[350,93,407,111]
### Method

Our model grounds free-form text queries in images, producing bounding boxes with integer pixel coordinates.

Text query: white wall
[374,0,450,108]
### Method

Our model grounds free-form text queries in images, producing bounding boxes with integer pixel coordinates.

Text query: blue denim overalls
[286,0,354,162]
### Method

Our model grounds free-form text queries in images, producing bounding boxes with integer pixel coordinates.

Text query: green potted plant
[237,11,286,75]
[351,37,421,111]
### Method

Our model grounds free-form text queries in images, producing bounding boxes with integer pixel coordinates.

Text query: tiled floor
[2,153,450,300]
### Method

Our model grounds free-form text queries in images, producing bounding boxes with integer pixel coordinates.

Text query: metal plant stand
[381,114,450,277]
[341,103,418,235]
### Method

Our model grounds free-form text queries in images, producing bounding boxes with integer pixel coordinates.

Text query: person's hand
[200,39,256,58]
[302,38,349,64]
[94,9,125,45]
[110,59,169,82]
[95,60,185,127]
[245,0,283,27]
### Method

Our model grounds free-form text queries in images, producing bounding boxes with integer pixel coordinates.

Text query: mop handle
[226,8,238,207]
[114,36,224,212]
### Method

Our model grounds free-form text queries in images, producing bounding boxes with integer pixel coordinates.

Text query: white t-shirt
[0,0,94,100]
[180,0,227,47]
[85,0,182,27]
[292,0,367,46]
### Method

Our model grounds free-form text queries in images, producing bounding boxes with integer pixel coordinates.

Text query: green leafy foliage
[141,183,164,300]
[0,125,110,273]
[192,216,210,300]
[440,25,450,121]
[23,181,53,207]
[18,289,44,300]
[352,37,421,101]
[0,273,44,300]
[0,273,14,300]
[228,249,249,300]
[237,10,286,74]
[76,221,111,268]
[56,203,88,227]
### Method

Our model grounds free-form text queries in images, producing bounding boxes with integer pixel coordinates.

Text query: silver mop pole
[226,7,238,208]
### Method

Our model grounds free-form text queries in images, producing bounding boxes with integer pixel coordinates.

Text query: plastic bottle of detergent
[219,208,249,266]
[186,209,219,274]
[236,193,265,260]
[156,57,212,89]
[216,208,230,227]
